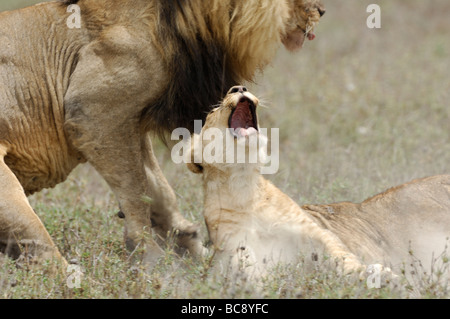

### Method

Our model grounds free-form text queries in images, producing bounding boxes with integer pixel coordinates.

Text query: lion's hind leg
[0,149,66,268]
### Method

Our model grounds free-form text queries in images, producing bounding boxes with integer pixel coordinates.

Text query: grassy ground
[0,0,449,299]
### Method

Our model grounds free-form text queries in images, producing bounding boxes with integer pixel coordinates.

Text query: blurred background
[0,0,40,11]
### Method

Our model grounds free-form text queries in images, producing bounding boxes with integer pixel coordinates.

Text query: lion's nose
[318,7,326,17]
[229,86,248,94]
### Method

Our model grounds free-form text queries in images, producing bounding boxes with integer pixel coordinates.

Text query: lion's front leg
[64,105,204,264]
[63,38,205,264]
[141,135,205,257]
[62,40,171,265]
[64,111,166,264]
[65,116,203,263]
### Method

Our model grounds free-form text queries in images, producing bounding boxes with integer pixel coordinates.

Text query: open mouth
[299,26,316,41]
[228,97,258,138]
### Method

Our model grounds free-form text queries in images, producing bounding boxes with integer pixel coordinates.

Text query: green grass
[1,0,449,298]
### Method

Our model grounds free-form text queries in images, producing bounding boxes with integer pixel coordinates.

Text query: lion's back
[304,175,450,268]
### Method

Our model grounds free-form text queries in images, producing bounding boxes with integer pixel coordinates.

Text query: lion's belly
[3,128,83,194]
[1,63,84,194]
[0,79,83,195]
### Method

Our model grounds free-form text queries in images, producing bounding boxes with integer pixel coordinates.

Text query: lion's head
[205,86,260,139]
[139,0,325,137]
[187,86,268,174]
[282,0,326,51]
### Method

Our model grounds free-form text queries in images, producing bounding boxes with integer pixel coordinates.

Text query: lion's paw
[364,263,399,288]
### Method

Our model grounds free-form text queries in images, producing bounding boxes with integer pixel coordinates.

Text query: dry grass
[0,0,449,298]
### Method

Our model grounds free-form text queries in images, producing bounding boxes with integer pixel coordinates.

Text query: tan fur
[0,0,324,266]
[189,88,450,278]
[189,88,365,276]
[303,175,450,270]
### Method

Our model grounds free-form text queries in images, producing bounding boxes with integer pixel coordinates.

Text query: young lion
[187,86,368,277]
[187,86,450,279]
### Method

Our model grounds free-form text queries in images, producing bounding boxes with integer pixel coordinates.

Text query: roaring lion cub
[188,86,450,278]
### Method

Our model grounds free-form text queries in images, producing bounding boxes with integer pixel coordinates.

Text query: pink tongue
[235,127,257,137]
[307,32,316,41]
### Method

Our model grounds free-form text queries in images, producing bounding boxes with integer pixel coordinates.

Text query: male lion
[0,1,324,266]
[188,86,450,278]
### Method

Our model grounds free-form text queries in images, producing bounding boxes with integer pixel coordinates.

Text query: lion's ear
[186,134,203,174]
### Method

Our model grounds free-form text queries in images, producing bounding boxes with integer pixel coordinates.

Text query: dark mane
[140,1,241,139]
